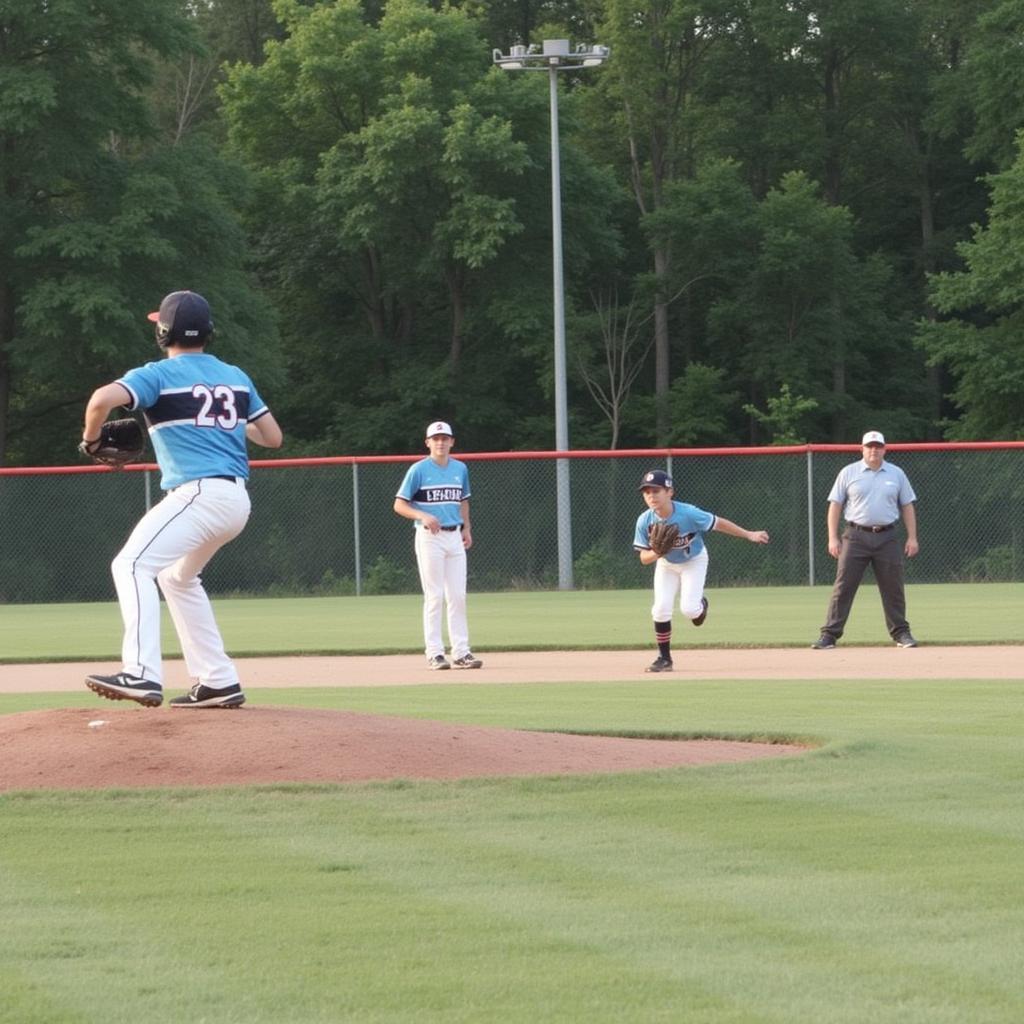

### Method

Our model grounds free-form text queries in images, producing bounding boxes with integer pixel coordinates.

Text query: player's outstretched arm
[713,516,769,544]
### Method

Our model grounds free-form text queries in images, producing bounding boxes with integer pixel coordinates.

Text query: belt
[850,522,895,533]
[440,525,462,532]
[209,475,243,483]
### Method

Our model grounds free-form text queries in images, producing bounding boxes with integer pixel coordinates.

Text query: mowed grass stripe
[1,582,1020,661]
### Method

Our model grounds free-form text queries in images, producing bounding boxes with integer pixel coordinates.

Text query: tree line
[2,0,1023,467]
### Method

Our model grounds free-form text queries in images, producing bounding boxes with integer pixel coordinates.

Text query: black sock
[654,620,672,660]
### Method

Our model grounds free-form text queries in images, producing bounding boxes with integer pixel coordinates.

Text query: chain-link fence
[2,444,1021,604]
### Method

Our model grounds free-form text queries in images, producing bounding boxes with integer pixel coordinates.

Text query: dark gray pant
[821,527,909,640]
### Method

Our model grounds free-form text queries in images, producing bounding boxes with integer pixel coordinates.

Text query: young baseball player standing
[634,469,770,672]
[394,421,482,670]
[81,290,283,708]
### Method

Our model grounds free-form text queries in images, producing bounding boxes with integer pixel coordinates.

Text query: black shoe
[811,634,837,650]
[169,682,246,708]
[645,655,674,673]
[86,673,163,707]
[894,632,918,648]
[452,653,483,669]
[692,597,709,627]
[428,655,451,670]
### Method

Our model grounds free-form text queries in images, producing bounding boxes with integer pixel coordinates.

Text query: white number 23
[193,384,239,430]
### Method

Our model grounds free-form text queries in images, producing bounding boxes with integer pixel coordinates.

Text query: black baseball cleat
[645,655,674,673]
[452,653,483,669]
[811,634,837,650]
[428,655,451,670]
[169,682,246,708]
[894,632,918,648]
[692,596,709,627]
[86,672,163,707]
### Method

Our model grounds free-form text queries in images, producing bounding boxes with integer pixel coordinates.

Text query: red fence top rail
[3,441,1022,476]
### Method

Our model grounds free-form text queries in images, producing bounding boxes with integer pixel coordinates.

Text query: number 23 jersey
[118,352,272,490]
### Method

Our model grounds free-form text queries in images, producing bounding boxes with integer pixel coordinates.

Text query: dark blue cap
[148,291,213,347]
[639,469,673,490]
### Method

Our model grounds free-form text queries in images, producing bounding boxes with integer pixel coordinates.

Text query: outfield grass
[2,678,1023,1023]
[0,582,1020,661]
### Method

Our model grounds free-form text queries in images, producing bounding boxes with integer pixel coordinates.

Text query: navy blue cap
[148,291,213,347]
[639,469,674,490]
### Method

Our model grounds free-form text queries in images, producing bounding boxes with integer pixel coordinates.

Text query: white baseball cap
[862,430,886,446]
[425,420,453,438]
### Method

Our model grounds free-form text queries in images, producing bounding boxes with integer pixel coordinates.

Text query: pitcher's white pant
[651,548,709,622]
[111,477,250,687]
[414,527,470,659]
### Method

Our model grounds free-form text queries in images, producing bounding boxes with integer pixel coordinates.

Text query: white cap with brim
[862,430,886,446]
[425,421,453,438]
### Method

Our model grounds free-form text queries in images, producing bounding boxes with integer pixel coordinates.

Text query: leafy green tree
[919,131,1024,439]
[0,0,281,465]
[593,0,739,443]
[222,0,619,453]
[742,383,819,446]
[707,172,913,440]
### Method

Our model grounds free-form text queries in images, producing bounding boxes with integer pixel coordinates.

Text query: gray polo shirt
[828,459,916,527]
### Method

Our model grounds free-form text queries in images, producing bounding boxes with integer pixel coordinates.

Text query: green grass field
[0,582,1019,661]
[1,585,1022,1022]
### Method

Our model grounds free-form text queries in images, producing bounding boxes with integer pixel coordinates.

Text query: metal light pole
[493,40,610,590]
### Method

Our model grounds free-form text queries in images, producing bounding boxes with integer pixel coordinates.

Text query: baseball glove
[648,520,680,557]
[79,418,146,468]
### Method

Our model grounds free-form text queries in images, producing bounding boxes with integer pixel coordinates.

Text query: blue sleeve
[633,511,651,549]
[247,378,270,421]
[461,462,471,501]
[396,462,420,501]
[690,506,716,534]
[117,363,161,411]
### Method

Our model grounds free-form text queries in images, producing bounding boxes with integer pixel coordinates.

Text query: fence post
[144,469,153,512]
[352,462,362,597]
[806,450,814,585]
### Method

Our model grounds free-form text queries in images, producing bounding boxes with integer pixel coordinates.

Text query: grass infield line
[0,582,1020,662]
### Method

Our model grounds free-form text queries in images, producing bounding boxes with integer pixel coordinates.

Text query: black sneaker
[428,655,451,670]
[811,634,837,650]
[894,632,918,648]
[169,683,246,708]
[86,673,163,707]
[692,596,709,627]
[452,653,483,669]
[645,655,674,673]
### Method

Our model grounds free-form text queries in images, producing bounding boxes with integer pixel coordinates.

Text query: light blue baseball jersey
[396,457,471,529]
[118,353,271,490]
[828,459,916,526]
[633,501,717,564]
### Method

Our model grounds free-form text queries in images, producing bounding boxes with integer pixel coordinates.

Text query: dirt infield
[0,647,1012,792]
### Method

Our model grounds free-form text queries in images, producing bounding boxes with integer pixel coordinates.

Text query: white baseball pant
[651,548,709,622]
[111,477,250,687]
[414,527,470,659]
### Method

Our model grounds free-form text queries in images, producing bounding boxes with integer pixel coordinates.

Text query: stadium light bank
[492,40,610,590]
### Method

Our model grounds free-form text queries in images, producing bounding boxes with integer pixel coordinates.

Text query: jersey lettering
[420,486,463,502]
[192,384,240,430]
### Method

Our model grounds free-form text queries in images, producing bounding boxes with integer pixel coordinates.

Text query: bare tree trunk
[0,280,12,465]
[913,129,944,437]
[360,246,387,339]
[822,46,843,205]
[653,244,672,444]
[446,263,464,370]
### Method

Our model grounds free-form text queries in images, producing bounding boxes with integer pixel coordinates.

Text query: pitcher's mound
[0,707,805,791]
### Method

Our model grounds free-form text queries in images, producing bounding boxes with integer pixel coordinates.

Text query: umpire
[812,431,919,649]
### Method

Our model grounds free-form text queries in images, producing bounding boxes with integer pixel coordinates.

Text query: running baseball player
[634,469,770,672]
[80,290,283,708]
[393,421,482,670]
